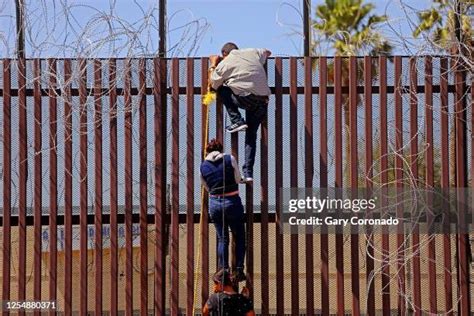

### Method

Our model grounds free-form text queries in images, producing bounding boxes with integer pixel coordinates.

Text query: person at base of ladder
[202,269,255,316]
[200,138,247,282]
[208,42,271,183]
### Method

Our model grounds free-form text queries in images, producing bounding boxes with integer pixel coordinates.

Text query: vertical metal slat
[186,57,195,316]
[274,57,285,315]
[154,57,167,315]
[260,83,269,315]
[409,57,421,316]
[319,57,329,316]
[138,58,148,315]
[289,57,299,315]
[33,59,43,314]
[109,58,119,315]
[304,56,314,316]
[18,57,27,315]
[124,59,133,316]
[334,56,345,315]
[2,59,12,306]
[394,56,406,314]
[63,59,73,316]
[48,59,58,316]
[425,56,438,314]
[349,56,360,316]
[79,59,88,316]
[379,56,391,315]
[94,59,103,315]
[171,58,180,315]
[364,56,375,316]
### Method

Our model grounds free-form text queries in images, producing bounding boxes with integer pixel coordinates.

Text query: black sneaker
[232,268,247,282]
[226,122,248,133]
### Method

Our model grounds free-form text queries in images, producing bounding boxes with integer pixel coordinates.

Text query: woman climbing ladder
[200,138,247,282]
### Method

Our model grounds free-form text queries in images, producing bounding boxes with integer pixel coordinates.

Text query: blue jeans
[209,195,246,270]
[217,86,267,178]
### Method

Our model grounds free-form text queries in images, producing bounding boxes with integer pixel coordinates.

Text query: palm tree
[311,0,393,183]
[312,0,393,56]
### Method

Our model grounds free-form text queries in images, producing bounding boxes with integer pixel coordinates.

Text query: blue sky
[0,0,432,57]
[168,0,431,56]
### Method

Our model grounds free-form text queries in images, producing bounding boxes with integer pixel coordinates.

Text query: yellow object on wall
[202,91,216,105]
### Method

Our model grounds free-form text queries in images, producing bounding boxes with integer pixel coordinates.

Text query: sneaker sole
[227,125,248,133]
[241,179,253,184]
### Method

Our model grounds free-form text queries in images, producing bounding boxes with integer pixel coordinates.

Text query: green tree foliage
[413,0,473,55]
[312,0,393,56]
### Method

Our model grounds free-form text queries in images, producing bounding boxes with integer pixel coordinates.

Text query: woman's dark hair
[206,138,223,154]
[221,42,238,56]
[213,269,233,286]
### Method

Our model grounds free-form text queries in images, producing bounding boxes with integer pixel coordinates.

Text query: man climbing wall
[208,42,272,183]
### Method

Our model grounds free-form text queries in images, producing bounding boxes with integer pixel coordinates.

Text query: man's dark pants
[217,86,267,178]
